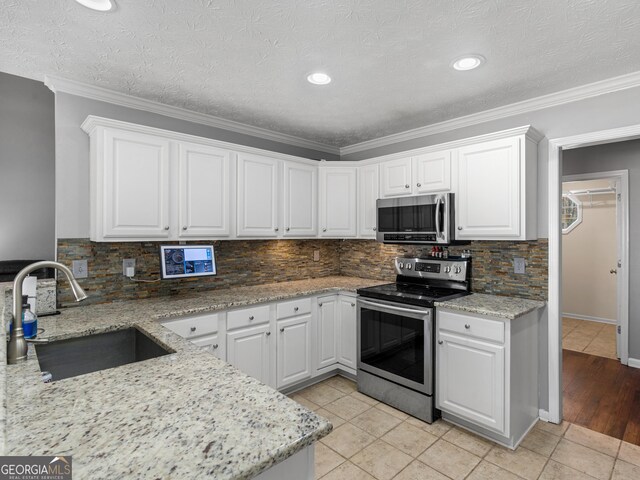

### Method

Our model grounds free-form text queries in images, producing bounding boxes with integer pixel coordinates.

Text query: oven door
[357,297,433,395]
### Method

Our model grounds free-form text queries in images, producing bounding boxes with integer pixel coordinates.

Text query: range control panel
[394,257,469,282]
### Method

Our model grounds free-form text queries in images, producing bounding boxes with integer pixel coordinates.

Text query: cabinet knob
[249,316,254,321]
[274,227,279,232]
[294,307,299,311]
[417,183,421,187]
[164,226,170,230]
[351,303,355,307]
[286,227,290,231]
[190,326,196,332]
[280,328,285,333]
[438,340,443,345]
[319,303,323,307]
[182,226,187,231]
[405,184,410,189]
[457,226,463,230]
[212,344,218,349]
[373,227,377,231]
[465,324,471,329]
[265,331,271,336]
[322,228,327,232]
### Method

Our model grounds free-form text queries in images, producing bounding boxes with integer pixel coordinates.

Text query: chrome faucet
[7,261,88,364]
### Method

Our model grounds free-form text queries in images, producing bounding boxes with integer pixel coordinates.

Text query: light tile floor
[290,375,640,480]
[562,317,618,359]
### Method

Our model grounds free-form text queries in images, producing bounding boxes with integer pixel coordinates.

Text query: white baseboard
[627,358,640,369]
[562,313,616,325]
[538,409,550,422]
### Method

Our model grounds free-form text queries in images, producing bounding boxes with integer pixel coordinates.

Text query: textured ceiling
[1,0,640,147]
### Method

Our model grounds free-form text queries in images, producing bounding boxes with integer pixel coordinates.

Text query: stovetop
[357,282,470,308]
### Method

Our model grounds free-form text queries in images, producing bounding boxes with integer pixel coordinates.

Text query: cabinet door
[103,129,171,238]
[338,296,357,369]
[178,142,231,237]
[283,162,317,237]
[277,315,312,388]
[237,153,279,237]
[457,138,521,239]
[358,164,379,238]
[413,150,451,193]
[380,157,413,197]
[191,333,225,361]
[317,296,338,370]
[227,324,272,386]
[437,331,506,434]
[319,167,357,237]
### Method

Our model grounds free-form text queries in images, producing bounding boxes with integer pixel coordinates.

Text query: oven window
[377,204,436,232]
[360,307,424,384]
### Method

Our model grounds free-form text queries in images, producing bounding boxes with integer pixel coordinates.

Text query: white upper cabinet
[456,132,538,240]
[178,142,231,237]
[101,128,171,239]
[319,166,357,237]
[358,164,379,238]
[237,153,280,237]
[380,157,413,197]
[413,150,452,194]
[283,162,317,237]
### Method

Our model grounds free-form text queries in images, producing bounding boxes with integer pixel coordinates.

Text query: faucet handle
[26,338,49,345]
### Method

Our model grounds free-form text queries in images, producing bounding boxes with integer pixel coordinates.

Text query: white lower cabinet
[316,296,338,370]
[227,323,273,387]
[161,313,225,361]
[337,296,357,369]
[191,333,224,360]
[436,308,540,449]
[277,314,313,389]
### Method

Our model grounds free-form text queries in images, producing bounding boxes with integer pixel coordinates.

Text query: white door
[414,150,452,194]
[277,315,312,388]
[283,162,317,237]
[319,167,357,237]
[358,164,379,238]
[437,331,506,434]
[227,324,272,386]
[103,129,171,238]
[380,157,413,197]
[457,137,521,239]
[237,153,279,237]
[178,142,231,237]
[338,297,357,369]
[317,296,338,370]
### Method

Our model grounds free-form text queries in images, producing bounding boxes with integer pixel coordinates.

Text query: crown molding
[44,75,340,156]
[340,70,640,156]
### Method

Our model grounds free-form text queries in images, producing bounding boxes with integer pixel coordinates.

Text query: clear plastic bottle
[22,297,37,339]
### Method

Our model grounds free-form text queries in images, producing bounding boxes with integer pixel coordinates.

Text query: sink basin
[35,327,174,382]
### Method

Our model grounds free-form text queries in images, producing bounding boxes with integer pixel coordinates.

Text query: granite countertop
[435,292,546,319]
[1,276,386,479]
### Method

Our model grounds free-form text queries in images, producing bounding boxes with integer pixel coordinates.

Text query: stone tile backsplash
[56,238,547,306]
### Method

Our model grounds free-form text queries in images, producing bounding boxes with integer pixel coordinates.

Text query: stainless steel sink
[35,328,174,382]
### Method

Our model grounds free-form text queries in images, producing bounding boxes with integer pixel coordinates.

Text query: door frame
[561,170,629,362]
[547,124,640,424]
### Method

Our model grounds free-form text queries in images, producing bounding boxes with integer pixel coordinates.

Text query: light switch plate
[72,260,88,279]
[123,258,136,276]
[313,250,320,262]
[514,257,526,274]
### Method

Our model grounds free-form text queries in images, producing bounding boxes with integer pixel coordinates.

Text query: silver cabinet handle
[319,303,323,307]
[249,316,254,321]
[458,226,463,230]
[405,184,410,188]
[265,331,271,336]
[351,303,355,307]
[274,227,279,232]
[164,226,170,230]
[322,228,327,232]
[286,227,290,231]
[465,324,471,329]
[610,269,617,274]
[417,183,421,187]
[212,344,218,349]
[280,328,285,333]
[294,307,299,311]
[182,226,187,230]
[373,227,377,231]
[190,326,196,332]
[438,340,443,345]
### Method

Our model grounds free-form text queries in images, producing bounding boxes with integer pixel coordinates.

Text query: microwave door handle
[435,197,442,239]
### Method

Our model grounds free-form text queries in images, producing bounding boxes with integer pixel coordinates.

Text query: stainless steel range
[356,256,471,423]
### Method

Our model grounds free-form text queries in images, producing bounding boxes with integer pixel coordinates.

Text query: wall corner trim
[44,75,340,156]
[340,70,640,156]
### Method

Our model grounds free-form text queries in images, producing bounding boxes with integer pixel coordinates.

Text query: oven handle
[435,196,442,239]
[358,298,432,317]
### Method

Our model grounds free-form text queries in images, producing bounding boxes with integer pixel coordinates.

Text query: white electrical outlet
[514,257,526,274]
[313,250,320,262]
[72,260,88,279]
[123,258,136,277]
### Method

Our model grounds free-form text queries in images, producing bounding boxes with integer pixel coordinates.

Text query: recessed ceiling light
[74,0,116,12]
[452,55,485,71]
[307,72,332,85]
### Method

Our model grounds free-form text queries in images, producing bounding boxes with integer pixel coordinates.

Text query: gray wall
[55,92,339,239]
[563,139,640,359]
[0,72,55,261]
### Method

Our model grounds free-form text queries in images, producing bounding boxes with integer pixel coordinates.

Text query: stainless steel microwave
[376,193,456,244]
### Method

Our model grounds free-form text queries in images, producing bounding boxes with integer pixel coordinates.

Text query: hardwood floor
[563,349,640,445]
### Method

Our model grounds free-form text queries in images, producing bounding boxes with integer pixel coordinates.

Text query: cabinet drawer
[276,298,312,319]
[161,313,219,339]
[438,310,504,343]
[227,305,270,330]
